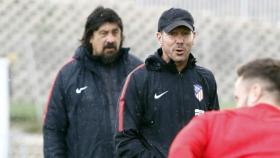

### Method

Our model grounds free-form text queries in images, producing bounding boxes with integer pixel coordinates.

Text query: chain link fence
[1,0,279,106]
[1,0,280,157]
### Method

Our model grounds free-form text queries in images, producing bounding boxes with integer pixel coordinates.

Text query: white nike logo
[76,86,88,94]
[154,91,168,99]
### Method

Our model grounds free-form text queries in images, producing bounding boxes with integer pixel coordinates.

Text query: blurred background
[1,0,280,157]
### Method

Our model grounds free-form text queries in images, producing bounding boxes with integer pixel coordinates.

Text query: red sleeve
[168,115,208,158]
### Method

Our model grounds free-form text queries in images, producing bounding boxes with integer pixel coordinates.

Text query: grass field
[10,100,235,133]
[10,101,42,133]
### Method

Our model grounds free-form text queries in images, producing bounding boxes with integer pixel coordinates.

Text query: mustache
[174,47,185,50]
[174,44,185,48]
[104,43,117,49]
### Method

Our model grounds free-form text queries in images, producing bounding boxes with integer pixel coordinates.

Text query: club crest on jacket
[194,84,203,102]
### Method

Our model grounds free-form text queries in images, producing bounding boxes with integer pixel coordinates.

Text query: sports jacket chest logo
[76,86,88,94]
[154,91,168,99]
[194,84,203,102]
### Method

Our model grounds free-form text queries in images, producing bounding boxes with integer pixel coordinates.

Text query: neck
[161,52,189,72]
[175,61,188,72]
[254,96,280,108]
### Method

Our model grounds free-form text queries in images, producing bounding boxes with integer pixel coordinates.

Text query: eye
[112,29,120,36]
[168,31,177,36]
[182,31,191,35]
[99,31,107,37]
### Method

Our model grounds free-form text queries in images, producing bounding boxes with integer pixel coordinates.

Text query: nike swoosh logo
[154,91,168,99]
[76,86,88,94]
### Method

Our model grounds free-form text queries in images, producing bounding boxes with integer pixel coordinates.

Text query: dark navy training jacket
[116,48,219,157]
[43,46,142,158]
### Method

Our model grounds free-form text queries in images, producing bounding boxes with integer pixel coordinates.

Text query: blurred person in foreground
[43,6,142,158]
[169,58,280,158]
[115,8,219,157]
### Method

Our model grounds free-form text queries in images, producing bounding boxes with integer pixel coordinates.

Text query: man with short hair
[43,6,142,158]
[169,58,280,158]
[115,8,219,157]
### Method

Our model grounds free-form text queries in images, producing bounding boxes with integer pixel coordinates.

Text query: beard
[99,51,121,64]
[92,42,122,64]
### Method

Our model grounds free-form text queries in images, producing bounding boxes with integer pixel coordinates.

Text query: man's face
[157,26,195,64]
[90,22,122,64]
[234,77,251,108]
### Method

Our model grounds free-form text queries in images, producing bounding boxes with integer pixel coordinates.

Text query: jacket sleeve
[209,76,219,110]
[43,71,68,158]
[168,115,208,158]
[115,71,158,158]
[195,67,220,111]
[203,70,219,111]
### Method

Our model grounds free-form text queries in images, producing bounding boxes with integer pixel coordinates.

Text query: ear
[89,37,93,44]
[156,32,163,46]
[192,31,197,45]
[193,31,197,39]
[89,34,94,44]
[248,83,262,106]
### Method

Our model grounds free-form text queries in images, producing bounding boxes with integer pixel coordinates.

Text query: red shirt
[169,103,280,158]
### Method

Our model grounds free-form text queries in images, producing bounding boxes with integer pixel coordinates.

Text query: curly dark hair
[237,58,280,99]
[80,6,123,51]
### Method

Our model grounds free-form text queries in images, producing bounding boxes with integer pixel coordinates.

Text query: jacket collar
[236,103,280,120]
[145,48,196,73]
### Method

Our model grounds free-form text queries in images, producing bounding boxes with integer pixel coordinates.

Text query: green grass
[9,100,235,134]
[10,101,42,133]
[220,101,235,109]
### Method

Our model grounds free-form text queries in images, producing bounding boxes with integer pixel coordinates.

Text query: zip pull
[178,72,183,79]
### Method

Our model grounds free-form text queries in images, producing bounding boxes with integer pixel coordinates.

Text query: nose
[175,34,185,44]
[106,33,116,43]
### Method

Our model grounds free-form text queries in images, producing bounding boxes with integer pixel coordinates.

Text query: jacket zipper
[178,71,185,127]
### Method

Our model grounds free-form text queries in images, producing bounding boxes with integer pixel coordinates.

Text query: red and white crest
[194,84,203,102]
